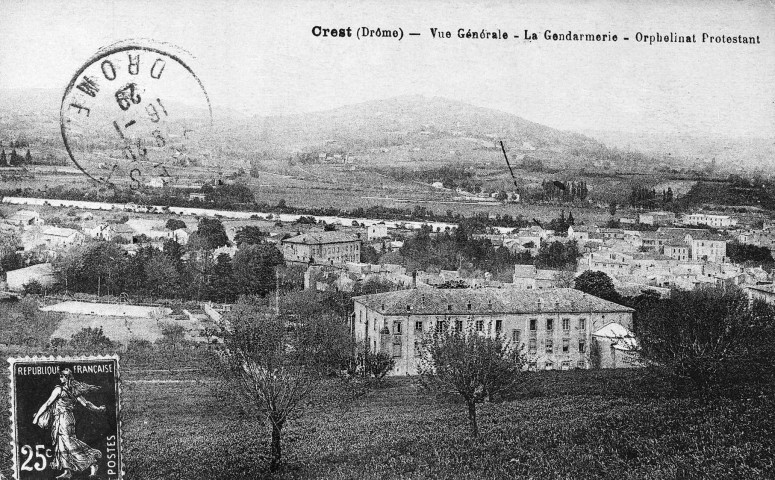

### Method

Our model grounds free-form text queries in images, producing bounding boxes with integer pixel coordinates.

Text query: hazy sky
[1,0,773,137]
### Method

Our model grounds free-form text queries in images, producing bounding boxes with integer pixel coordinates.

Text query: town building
[690,230,728,263]
[367,222,388,241]
[281,231,361,265]
[7,210,42,226]
[638,211,676,226]
[352,288,634,375]
[512,265,560,289]
[683,213,737,228]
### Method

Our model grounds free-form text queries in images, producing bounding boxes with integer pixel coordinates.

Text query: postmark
[8,356,122,480]
[60,39,213,189]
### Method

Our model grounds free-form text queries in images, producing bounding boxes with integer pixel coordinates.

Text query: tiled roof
[282,231,360,245]
[353,288,633,315]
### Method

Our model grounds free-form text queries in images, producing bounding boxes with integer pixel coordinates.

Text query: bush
[69,326,116,351]
[364,351,395,380]
[22,279,45,295]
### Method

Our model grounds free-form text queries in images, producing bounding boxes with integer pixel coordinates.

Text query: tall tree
[193,217,230,250]
[232,244,285,296]
[234,225,267,246]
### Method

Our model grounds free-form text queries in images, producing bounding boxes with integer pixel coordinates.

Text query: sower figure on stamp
[32,368,106,479]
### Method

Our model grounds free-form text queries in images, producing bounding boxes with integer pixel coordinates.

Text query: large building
[353,288,634,375]
[281,231,361,265]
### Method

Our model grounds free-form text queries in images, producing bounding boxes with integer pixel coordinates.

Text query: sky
[0,0,773,137]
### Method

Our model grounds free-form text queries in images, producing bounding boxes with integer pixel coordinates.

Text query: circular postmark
[60,39,213,189]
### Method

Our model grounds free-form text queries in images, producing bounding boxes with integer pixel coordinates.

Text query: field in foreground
[1,364,773,479]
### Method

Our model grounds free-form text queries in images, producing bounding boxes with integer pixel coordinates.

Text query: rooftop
[282,231,360,245]
[353,288,634,315]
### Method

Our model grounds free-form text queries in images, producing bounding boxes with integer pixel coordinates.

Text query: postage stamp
[8,357,122,480]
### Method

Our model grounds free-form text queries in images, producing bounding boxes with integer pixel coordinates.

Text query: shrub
[70,326,115,351]
[364,351,395,380]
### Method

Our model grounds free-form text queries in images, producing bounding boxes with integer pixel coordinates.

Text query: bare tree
[418,324,526,438]
[221,297,353,471]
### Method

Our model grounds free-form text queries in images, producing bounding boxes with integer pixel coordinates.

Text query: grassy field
[2,360,770,480]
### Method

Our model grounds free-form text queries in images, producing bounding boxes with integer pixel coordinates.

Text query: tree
[144,254,181,298]
[232,244,285,296]
[159,322,187,349]
[234,225,267,246]
[573,270,622,304]
[0,149,6,166]
[193,217,230,250]
[221,298,353,471]
[419,325,526,438]
[165,218,187,231]
[636,285,775,393]
[360,245,380,264]
[210,253,237,302]
[24,149,32,164]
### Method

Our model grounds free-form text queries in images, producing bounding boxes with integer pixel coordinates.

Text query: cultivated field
[2,360,770,480]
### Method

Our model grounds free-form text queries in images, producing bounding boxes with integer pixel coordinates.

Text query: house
[746,284,775,304]
[281,231,361,265]
[367,222,388,241]
[353,288,634,375]
[663,241,690,261]
[689,230,728,263]
[6,263,57,291]
[512,265,560,289]
[7,210,42,226]
[639,211,676,226]
[38,227,85,249]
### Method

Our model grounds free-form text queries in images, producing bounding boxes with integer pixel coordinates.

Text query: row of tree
[0,149,31,167]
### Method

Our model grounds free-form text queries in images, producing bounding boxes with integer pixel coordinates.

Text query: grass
[2,361,770,479]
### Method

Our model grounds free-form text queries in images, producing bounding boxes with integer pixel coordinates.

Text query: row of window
[367,315,587,335]
[524,338,586,354]
[530,318,586,332]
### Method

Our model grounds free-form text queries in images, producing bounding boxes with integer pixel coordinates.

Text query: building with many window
[281,231,361,265]
[352,288,634,375]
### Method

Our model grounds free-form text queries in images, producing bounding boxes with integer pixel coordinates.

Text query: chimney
[412,271,417,289]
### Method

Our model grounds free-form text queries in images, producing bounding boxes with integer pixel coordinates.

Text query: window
[562,338,570,353]
[467,303,472,311]
[528,338,537,354]
[544,361,554,371]
[475,320,484,332]
[578,318,586,331]
[436,321,447,333]
[392,341,402,358]
[561,361,571,371]
[546,318,553,331]
[393,322,402,335]
[511,329,521,344]
[447,304,452,311]
[577,360,586,369]
[545,339,553,354]
[415,321,423,332]
[529,319,537,331]
[578,340,586,353]
[406,305,411,312]
[495,320,502,333]
[562,318,570,331]
[414,341,422,357]
[455,320,463,332]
